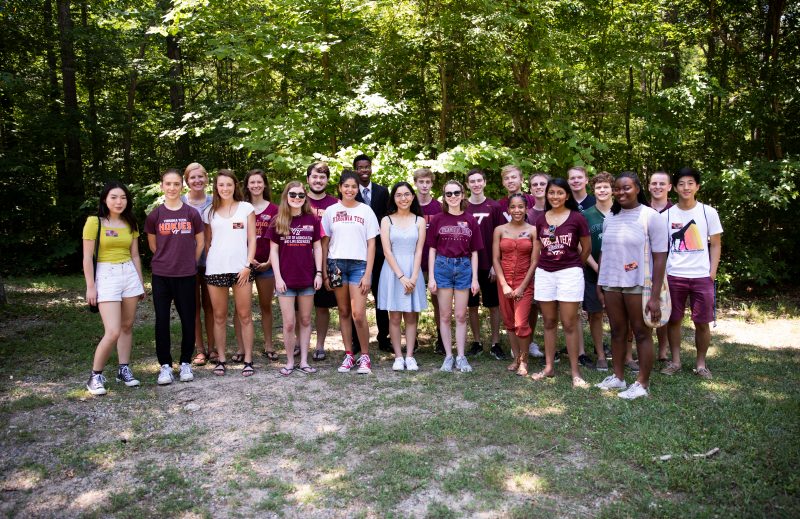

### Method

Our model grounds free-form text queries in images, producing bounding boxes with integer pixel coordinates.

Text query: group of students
[82,157,722,401]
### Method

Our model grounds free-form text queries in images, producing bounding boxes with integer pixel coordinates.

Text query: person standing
[377,182,428,371]
[306,162,340,360]
[567,166,596,212]
[648,170,674,362]
[661,167,723,379]
[525,172,550,359]
[146,169,205,385]
[498,165,535,223]
[492,194,537,376]
[83,181,145,395]
[414,168,444,353]
[352,154,391,352]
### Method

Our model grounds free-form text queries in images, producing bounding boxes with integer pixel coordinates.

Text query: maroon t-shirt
[426,211,483,259]
[254,203,279,262]
[145,203,205,277]
[526,207,545,226]
[466,198,503,269]
[308,194,339,236]
[266,213,321,289]
[499,194,536,222]
[534,210,590,272]
[420,199,443,270]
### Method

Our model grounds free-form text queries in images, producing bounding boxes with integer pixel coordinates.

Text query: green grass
[0,275,798,517]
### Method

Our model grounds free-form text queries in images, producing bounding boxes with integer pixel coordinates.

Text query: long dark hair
[243,169,272,202]
[611,171,649,215]
[386,181,423,217]
[97,181,138,233]
[544,178,579,212]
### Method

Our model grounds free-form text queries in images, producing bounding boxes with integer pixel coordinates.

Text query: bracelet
[316,270,322,273]
[397,274,405,279]
[315,272,322,276]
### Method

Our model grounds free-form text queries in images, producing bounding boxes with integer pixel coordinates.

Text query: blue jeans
[433,255,472,290]
[277,286,316,297]
[327,258,367,285]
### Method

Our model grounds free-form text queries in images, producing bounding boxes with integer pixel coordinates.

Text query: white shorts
[534,266,584,302]
[96,261,144,302]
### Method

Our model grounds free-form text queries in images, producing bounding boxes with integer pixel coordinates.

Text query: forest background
[1,0,798,291]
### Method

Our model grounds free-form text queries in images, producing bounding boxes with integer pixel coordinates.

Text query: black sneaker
[468,342,483,356]
[603,342,612,359]
[434,336,446,355]
[578,354,595,369]
[489,344,507,360]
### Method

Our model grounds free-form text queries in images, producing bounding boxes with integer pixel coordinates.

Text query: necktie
[363,187,371,206]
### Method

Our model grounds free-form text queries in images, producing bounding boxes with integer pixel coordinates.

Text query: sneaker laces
[119,365,135,380]
[94,373,107,385]
[358,355,371,367]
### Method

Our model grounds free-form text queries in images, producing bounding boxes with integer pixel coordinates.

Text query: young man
[525,173,549,358]
[414,168,444,353]
[498,165,535,223]
[465,168,504,358]
[582,172,615,371]
[662,167,723,379]
[352,154,391,352]
[306,162,340,360]
[648,171,673,361]
[568,166,596,212]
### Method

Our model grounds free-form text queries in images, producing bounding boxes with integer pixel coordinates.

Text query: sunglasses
[548,224,556,241]
[444,190,462,197]
[288,192,306,199]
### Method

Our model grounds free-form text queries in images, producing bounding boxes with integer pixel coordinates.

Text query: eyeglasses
[444,191,462,197]
[548,224,556,241]
[394,192,413,199]
[288,192,306,199]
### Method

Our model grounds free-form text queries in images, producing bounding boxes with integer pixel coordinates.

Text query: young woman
[203,170,257,377]
[182,163,215,364]
[145,169,205,385]
[233,169,279,362]
[269,182,323,376]
[427,180,482,373]
[492,194,537,376]
[530,178,591,387]
[321,171,380,375]
[595,172,668,399]
[377,182,428,371]
[83,181,145,395]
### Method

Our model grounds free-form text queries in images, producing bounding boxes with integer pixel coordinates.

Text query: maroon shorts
[667,275,714,324]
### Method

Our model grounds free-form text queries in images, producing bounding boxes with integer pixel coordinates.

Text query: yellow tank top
[82,216,139,263]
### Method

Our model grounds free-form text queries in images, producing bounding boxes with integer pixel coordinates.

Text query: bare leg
[624,294,654,388]
[278,295,297,370]
[537,301,558,376]
[208,285,230,362]
[603,291,628,382]
[489,306,501,345]
[404,312,418,357]
[334,287,353,351]
[656,325,669,360]
[694,322,711,370]
[468,306,481,343]
[437,288,454,357]
[314,307,330,352]
[389,311,404,357]
[255,276,276,353]
[296,295,314,367]
[94,302,122,371]
[233,282,254,363]
[350,284,370,355]
[453,290,470,357]
[559,301,582,380]
[589,311,606,363]
[667,320,682,367]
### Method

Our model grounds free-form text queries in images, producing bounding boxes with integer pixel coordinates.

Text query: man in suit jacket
[352,154,392,352]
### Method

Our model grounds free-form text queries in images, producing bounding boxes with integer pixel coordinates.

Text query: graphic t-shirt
[83,217,139,264]
[466,198,504,269]
[420,199,443,271]
[203,202,255,275]
[267,213,321,289]
[145,204,204,277]
[534,210,590,272]
[308,194,339,222]
[182,194,213,267]
[575,194,596,212]
[582,205,607,283]
[598,205,668,287]
[321,202,380,261]
[426,211,483,259]
[665,203,723,278]
[499,194,536,222]
[254,203,279,262]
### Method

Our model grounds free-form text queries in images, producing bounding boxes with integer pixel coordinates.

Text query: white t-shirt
[598,205,668,287]
[321,202,380,261]
[203,202,255,275]
[665,203,723,278]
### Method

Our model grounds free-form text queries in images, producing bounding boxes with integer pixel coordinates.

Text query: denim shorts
[254,267,275,279]
[433,255,472,290]
[327,258,367,286]
[277,286,316,297]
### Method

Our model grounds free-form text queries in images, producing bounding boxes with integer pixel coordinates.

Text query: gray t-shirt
[598,205,668,287]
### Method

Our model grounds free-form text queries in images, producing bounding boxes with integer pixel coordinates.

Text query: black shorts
[583,274,603,313]
[314,286,337,309]
[467,269,500,308]
[205,271,255,287]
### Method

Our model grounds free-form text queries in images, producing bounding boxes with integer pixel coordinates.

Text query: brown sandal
[192,352,207,366]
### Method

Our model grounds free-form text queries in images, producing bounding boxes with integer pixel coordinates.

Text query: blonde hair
[273,181,312,236]
[413,168,435,182]
[501,164,523,180]
[183,162,208,183]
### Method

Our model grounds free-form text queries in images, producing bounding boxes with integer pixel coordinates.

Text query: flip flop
[312,349,326,361]
[297,365,318,374]
[263,350,279,361]
[279,367,294,377]
[192,352,207,366]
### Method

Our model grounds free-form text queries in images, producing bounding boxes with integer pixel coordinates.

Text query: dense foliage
[1,0,798,288]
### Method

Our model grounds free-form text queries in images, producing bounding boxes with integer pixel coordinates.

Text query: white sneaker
[455,355,473,373]
[158,364,174,385]
[405,356,419,371]
[595,375,627,391]
[618,381,649,400]
[529,342,544,357]
[179,363,194,382]
[440,356,455,372]
[392,357,405,371]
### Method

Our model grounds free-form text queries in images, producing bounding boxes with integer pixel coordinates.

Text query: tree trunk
[123,41,147,180]
[57,0,84,232]
[760,0,785,160]
[81,2,103,178]
[44,0,66,180]
[160,0,190,166]
[0,277,6,305]
[661,7,680,88]
[625,65,633,167]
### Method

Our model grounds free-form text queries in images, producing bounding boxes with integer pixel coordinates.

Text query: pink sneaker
[337,354,356,373]
[356,354,372,374]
